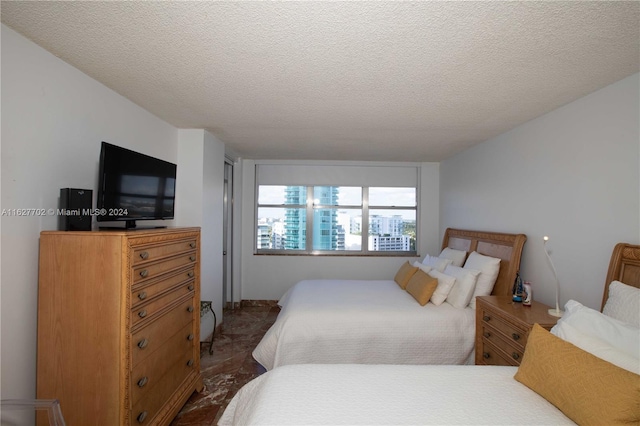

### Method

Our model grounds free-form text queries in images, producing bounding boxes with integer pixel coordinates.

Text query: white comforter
[219,364,574,425]
[252,279,476,370]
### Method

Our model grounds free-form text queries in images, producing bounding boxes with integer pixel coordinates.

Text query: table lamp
[544,236,563,317]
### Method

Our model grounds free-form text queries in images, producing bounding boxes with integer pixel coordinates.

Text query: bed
[253,228,527,370]
[221,242,640,426]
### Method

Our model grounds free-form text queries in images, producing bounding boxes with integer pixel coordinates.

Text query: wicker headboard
[601,243,640,311]
[441,228,527,298]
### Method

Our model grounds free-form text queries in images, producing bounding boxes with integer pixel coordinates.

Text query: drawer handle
[187,306,194,313]
[512,333,521,341]
[137,338,149,349]
[139,251,149,260]
[138,291,147,300]
[187,359,194,367]
[190,242,196,248]
[187,272,194,278]
[187,333,194,341]
[483,331,491,338]
[483,315,491,322]
[137,376,148,388]
[139,269,149,278]
[482,352,490,359]
[137,411,148,423]
[189,255,196,262]
[187,284,194,291]
[138,310,147,318]
[512,352,520,360]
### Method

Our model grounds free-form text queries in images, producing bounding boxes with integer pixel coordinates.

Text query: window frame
[255,185,418,256]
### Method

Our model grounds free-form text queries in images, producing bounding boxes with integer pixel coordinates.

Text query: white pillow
[602,280,640,327]
[427,270,456,306]
[553,299,640,359]
[444,265,481,309]
[412,261,433,275]
[551,319,640,374]
[422,254,453,273]
[439,247,467,267]
[463,251,501,309]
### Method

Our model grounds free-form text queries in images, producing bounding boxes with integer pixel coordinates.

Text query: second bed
[253,228,527,370]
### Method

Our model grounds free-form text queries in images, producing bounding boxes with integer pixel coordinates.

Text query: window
[368,187,416,252]
[256,185,417,255]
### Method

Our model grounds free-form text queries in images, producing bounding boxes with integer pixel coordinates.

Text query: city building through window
[256,185,417,255]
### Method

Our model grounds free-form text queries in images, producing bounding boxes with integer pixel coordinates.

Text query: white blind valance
[256,163,419,187]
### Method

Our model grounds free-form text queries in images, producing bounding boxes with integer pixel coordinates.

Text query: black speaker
[59,188,93,231]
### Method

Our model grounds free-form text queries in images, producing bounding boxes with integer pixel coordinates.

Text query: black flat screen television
[97,142,177,229]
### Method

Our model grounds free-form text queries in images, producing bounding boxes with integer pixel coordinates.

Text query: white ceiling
[2,1,638,162]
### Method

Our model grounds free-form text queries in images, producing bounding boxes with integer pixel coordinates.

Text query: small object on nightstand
[475,296,559,366]
[512,272,524,302]
[523,282,532,306]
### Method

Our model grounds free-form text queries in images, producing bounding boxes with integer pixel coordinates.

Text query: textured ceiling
[1,1,639,161]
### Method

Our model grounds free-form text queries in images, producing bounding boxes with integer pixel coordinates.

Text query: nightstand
[475,296,559,366]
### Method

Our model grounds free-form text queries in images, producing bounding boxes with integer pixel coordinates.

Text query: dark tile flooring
[171,305,280,425]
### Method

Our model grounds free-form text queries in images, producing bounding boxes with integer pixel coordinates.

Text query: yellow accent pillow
[405,270,438,305]
[514,324,640,426]
[394,261,418,289]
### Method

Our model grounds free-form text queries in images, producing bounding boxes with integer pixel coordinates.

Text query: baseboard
[223,300,280,310]
[225,301,241,310]
[240,299,279,307]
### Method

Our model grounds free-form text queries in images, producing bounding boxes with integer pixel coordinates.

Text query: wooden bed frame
[601,242,640,310]
[441,228,527,298]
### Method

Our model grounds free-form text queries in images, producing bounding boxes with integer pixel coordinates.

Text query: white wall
[0,24,180,401]
[238,161,440,300]
[440,73,640,310]
[176,130,205,224]
[176,129,225,329]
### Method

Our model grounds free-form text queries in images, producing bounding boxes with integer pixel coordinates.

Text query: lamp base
[548,308,564,317]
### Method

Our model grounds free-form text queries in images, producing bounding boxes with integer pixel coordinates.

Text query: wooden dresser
[475,296,559,366]
[36,227,203,426]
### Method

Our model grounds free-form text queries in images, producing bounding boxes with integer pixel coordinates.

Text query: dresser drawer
[481,326,525,363]
[479,310,527,351]
[132,239,197,266]
[131,350,198,426]
[478,339,519,366]
[132,282,195,327]
[480,322,522,356]
[132,253,197,284]
[132,267,195,308]
[132,296,196,367]
[131,321,195,405]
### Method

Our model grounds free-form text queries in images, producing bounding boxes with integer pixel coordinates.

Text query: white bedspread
[252,279,476,370]
[219,364,575,425]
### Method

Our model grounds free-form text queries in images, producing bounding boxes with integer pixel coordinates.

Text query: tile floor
[171,305,280,425]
